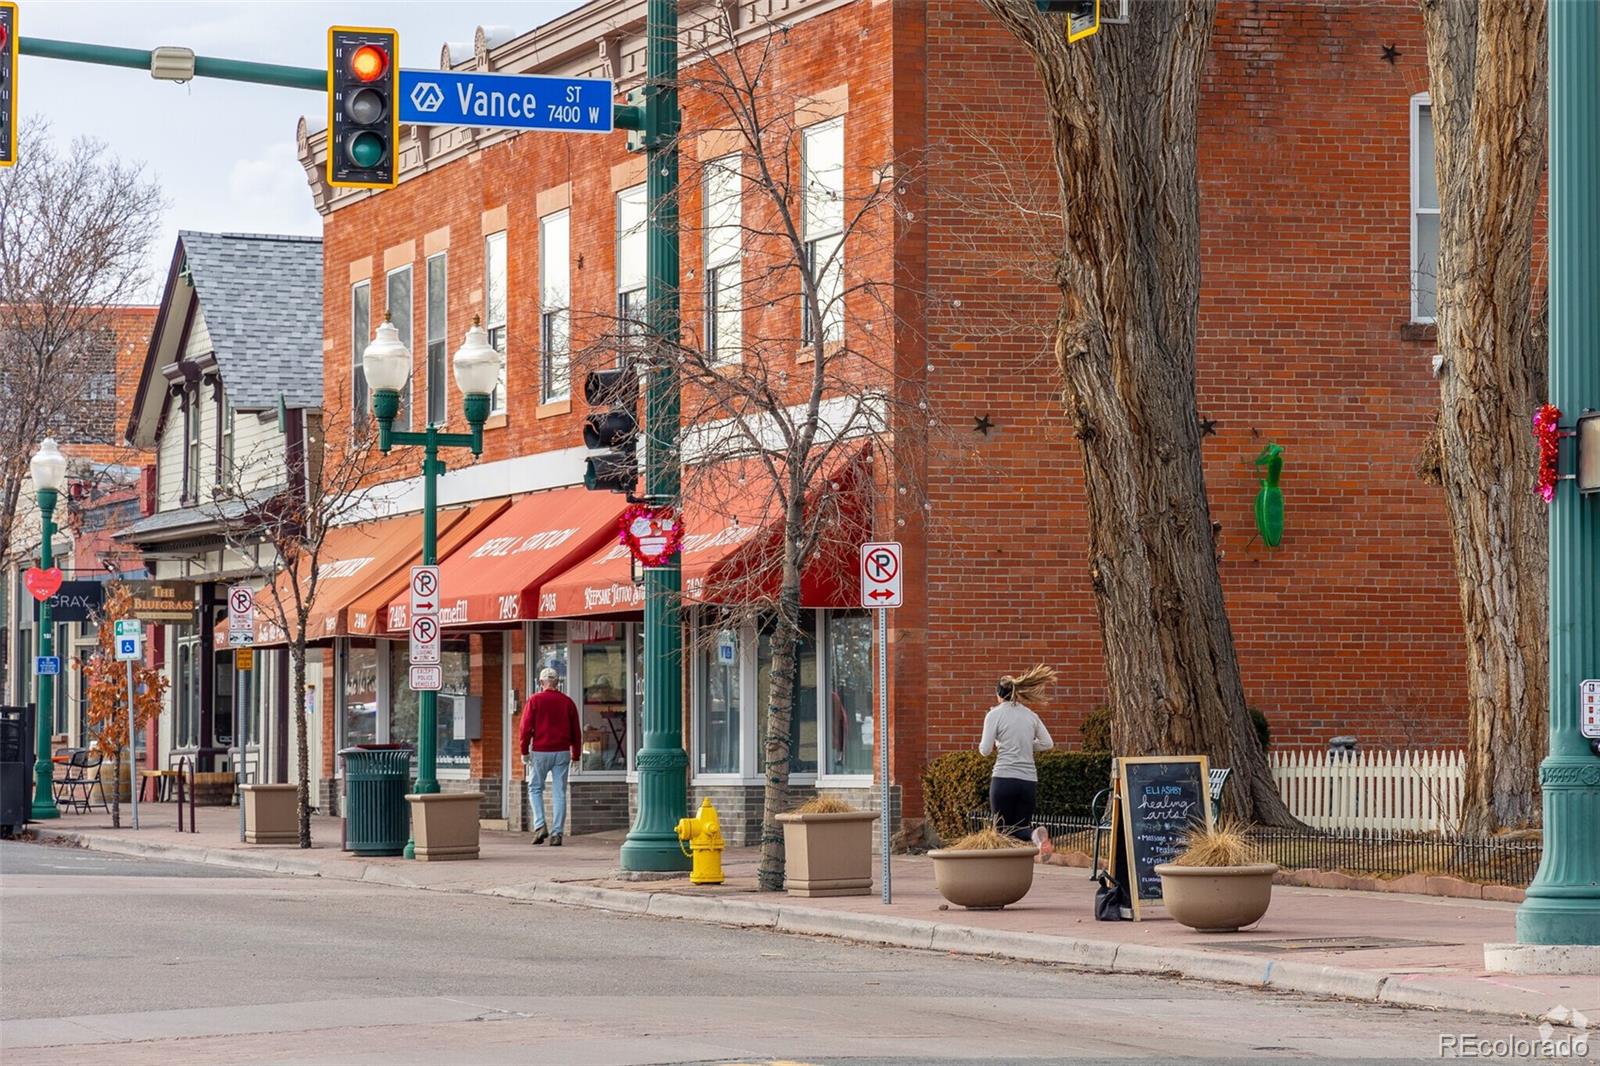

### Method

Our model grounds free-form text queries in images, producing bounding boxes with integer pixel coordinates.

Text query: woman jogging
[978,664,1057,854]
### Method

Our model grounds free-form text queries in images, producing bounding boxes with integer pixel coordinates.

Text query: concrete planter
[776,810,879,897]
[242,784,299,844]
[1155,863,1278,932]
[406,792,482,861]
[928,846,1039,909]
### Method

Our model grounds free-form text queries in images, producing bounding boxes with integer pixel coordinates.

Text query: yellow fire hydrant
[675,797,725,885]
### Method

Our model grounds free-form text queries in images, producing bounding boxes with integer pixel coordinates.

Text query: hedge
[922,750,1114,845]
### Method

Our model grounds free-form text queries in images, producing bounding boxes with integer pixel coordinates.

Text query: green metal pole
[620,0,690,872]
[30,489,59,820]
[20,36,324,92]
[404,432,442,860]
[1517,0,1600,947]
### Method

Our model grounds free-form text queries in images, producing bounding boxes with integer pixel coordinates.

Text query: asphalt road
[0,842,1560,1065]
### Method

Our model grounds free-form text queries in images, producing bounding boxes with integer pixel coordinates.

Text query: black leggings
[989,776,1037,841]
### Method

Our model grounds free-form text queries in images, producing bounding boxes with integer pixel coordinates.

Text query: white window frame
[385,264,415,428]
[539,209,572,403]
[704,153,743,364]
[1410,93,1438,325]
[425,251,448,427]
[351,279,371,426]
[815,610,874,788]
[690,613,755,784]
[484,231,508,414]
[616,185,647,365]
[801,118,845,346]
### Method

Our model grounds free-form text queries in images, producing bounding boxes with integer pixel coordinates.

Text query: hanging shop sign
[120,580,198,623]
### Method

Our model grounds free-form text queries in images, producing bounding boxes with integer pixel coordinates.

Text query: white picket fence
[1268,749,1465,833]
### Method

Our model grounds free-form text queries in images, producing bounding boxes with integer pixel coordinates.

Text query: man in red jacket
[519,667,581,845]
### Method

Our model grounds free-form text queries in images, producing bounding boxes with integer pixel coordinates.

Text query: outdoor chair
[52,748,109,814]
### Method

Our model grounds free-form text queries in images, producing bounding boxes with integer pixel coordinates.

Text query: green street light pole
[28,455,63,821]
[1518,0,1600,947]
[364,315,498,859]
[620,0,690,873]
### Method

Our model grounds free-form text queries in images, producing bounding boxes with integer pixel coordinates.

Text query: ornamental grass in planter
[929,825,1039,909]
[776,796,879,897]
[1156,823,1277,933]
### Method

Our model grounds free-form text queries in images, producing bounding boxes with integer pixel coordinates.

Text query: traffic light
[583,367,639,494]
[327,27,399,190]
[1036,0,1100,43]
[0,2,17,169]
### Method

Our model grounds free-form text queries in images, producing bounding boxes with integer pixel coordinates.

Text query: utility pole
[620,0,691,873]
[1517,0,1600,947]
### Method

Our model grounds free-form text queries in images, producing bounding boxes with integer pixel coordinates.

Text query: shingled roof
[177,231,323,410]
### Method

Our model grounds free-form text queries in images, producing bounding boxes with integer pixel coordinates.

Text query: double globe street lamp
[28,438,67,820]
[361,313,499,857]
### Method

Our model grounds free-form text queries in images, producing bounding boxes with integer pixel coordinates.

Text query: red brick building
[294,0,1470,839]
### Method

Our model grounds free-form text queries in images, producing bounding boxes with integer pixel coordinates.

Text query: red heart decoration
[25,567,64,601]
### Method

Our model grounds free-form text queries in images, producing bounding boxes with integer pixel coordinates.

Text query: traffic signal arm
[19,34,324,90]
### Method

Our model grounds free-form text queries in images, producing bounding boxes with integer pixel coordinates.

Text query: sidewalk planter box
[776,810,879,897]
[406,792,482,861]
[928,845,1039,909]
[1155,863,1277,932]
[242,783,298,844]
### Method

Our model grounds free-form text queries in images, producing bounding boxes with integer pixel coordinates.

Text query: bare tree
[212,406,400,847]
[1416,0,1549,833]
[0,124,162,568]
[975,0,1293,824]
[576,9,936,889]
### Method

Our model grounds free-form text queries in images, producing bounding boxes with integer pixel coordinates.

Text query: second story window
[183,387,200,503]
[801,118,845,346]
[484,231,508,414]
[216,386,234,485]
[616,184,647,364]
[704,154,743,364]
[540,209,571,403]
[426,252,448,426]
[1411,94,1439,323]
[351,280,371,425]
[386,264,414,429]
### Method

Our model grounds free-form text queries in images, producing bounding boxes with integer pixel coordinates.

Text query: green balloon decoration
[1254,443,1285,548]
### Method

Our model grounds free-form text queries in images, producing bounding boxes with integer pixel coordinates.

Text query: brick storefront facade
[302,0,1481,831]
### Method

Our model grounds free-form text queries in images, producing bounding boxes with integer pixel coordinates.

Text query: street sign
[234,647,254,670]
[860,542,904,609]
[409,664,442,691]
[114,619,143,639]
[34,656,60,676]
[1582,679,1600,740]
[410,565,440,614]
[114,637,140,661]
[227,584,256,646]
[410,615,441,666]
[397,69,613,134]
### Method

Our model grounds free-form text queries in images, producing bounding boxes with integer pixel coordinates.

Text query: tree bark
[980,0,1292,824]
[1417,0,1549,834]
[757,518,805,891]
[292,642,311,848]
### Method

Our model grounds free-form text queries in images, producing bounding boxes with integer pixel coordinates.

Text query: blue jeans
[526,750,569,834]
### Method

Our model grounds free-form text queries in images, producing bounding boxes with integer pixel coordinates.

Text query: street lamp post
[363,314,498,858]
[28,438,67,821]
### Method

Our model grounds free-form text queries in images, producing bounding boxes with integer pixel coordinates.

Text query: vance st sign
[398,69,613,134]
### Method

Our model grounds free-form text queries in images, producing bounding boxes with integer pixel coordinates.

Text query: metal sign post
[860,542,903,904]
[114,619,143,830]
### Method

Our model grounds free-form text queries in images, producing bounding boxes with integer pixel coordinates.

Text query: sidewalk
[22,804,1596,1029]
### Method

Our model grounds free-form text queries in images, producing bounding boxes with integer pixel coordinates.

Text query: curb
[31,827,1560,1026]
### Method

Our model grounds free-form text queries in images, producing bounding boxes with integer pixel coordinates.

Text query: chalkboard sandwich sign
[1109,755,1213,920]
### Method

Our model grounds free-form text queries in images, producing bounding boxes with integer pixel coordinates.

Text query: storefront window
[826,611,874,775]
[535,622,568,690]
[175,633,198,749]
[577,628,626,772]
[343,640,379,746]
[758,613,818,775]
[699,624,741,774]
[629,624,643,767]
[388,638,470,769]
[214,651,234,747]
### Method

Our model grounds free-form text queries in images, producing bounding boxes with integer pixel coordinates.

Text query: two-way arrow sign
[860,542,903,610]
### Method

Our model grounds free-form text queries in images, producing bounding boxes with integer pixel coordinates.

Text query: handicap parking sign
[34,656,60,675]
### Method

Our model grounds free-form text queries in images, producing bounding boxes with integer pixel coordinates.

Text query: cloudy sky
[19,1,585,301]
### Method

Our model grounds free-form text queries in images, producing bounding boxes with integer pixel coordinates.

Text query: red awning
[383,486,623,630]
[542,451,871,618]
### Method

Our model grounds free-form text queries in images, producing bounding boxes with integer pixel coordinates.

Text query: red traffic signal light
[349,43,387,83]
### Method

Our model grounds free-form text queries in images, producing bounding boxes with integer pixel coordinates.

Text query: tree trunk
[1417,0,1549,834]
[109,752,121,829]
[292,642,311,848]
[980,0,1293,824]
[757,530,805,891]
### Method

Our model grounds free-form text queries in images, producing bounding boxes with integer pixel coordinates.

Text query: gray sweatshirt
[978,701,1054,782]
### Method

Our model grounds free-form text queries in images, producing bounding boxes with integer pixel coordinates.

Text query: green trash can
[341,745,413,856]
